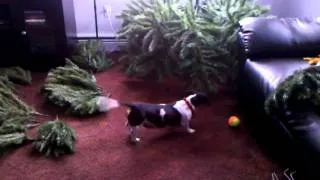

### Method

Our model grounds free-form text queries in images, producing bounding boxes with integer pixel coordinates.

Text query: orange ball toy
[228,116,240,127]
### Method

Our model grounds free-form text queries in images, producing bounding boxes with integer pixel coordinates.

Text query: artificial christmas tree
[0,77,40,155]
[265,65,320,121]
[70,40,113,73]
[117,0,180,81]
[42,59,111,116]
[33,118,77,157]
[117,0,269,92]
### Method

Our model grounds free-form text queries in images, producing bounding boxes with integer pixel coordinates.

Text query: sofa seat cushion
[289,113,320,155]
[244,58,309,98]
[244,58,320,154]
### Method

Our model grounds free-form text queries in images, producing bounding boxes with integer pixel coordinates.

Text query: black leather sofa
[237,17,320,179]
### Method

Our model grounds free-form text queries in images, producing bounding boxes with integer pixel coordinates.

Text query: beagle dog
[97,92,210,143]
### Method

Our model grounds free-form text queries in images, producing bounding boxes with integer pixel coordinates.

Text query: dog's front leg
[182,120,195,134]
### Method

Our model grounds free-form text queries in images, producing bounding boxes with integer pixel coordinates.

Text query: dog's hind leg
[128,126,140,143]
[126,107,144,143]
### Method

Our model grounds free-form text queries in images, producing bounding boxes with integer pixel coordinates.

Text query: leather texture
[243,58,320,150]
[244,58,308,96]
[239,17,320,59]
[237,17,320,175]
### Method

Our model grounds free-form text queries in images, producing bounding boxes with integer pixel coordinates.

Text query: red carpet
[0,58,280,179]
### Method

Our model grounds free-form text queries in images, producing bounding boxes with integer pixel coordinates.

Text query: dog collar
[183,98,195,115]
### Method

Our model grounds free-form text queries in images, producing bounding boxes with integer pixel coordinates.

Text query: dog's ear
[188,92,211,106]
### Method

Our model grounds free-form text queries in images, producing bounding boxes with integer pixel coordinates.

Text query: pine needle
[0,133,26,149]
[0,66,32,85]
[0,75,15,91]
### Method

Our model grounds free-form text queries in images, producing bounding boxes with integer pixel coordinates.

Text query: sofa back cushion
[239,17,320,59]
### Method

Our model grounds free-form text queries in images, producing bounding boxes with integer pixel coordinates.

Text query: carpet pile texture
[0,57,281,180]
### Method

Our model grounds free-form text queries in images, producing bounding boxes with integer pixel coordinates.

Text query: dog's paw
[187,128,196,134]
[129,137,141,144]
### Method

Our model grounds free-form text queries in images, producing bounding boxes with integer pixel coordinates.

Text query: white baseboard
[102,39,127,52]
[75,38,127,52]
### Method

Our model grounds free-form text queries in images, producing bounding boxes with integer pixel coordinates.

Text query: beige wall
[73,0,320,38]
[73,0,194,38]
[258,0,320,18]
[73,0,123,37]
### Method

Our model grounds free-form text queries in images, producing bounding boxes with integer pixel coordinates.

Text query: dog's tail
[97,96,138,114]
[96,96,123,112]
